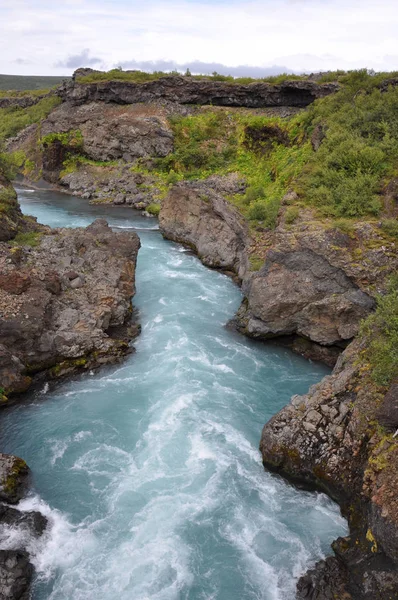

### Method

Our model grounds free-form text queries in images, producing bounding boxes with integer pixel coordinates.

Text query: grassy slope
[0,74,70,92]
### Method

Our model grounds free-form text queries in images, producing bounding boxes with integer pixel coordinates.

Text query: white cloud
[0,0,397,75]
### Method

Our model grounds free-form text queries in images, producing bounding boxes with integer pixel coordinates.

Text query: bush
[361,277,398,386]
[381,219,398,239]
[146,203,161,216]
[248,197,281,228]
[285,205,299,224]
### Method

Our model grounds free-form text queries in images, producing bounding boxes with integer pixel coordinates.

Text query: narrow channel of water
[0,189,347,600]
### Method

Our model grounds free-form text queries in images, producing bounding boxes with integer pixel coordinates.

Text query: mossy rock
[0,454,29,503]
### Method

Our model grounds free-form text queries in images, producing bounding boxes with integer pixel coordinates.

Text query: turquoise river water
[0,188,347,600]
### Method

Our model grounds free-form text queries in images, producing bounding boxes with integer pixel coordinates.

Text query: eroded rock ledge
[159,179,396,365]
[59,72,339,109]
[261,342,398,599]
[0,216,140,396]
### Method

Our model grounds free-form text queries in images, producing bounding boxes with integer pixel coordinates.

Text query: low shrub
[361,277,398,386]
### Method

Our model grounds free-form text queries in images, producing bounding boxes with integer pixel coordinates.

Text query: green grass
[76,68,309,86]
[11,231,43,247]
[0,74,70,92]
[153,110,312,227]
[381,218,398,239]
[0,96,61,141]
[361,276,398,386]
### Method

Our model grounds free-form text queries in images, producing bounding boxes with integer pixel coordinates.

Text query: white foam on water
[1,192,348,600]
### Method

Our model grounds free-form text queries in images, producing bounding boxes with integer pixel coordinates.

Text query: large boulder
[0,218,140,396]
[159,178,249,279]
[0,455,29,504]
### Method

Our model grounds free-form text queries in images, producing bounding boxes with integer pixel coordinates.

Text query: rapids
[0,189,347,600]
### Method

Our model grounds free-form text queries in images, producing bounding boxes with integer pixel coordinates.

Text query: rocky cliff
[58,72,338,109]
[261,339,398,599]
[0,216,140,397]
[159,178,398,597]
[159,180,396,365]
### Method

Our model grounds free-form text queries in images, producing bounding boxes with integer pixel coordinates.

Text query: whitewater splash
[0,189,348,600]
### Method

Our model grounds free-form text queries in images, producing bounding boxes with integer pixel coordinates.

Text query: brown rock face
[41,101,173,163]
[59,74,339,109]
[159,178,249,279]
[260,340,398,598]
[0,218,140,396]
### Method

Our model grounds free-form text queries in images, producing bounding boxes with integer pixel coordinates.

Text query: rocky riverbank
[159,177,398,597]
[159,178,397,365]
[0,171,140,598]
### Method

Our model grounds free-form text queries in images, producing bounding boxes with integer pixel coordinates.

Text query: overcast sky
[1,0,398,76]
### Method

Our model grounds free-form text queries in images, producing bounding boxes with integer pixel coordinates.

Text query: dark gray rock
[0,550,33,600]
[0,456,29,505]
[59,73,339,109]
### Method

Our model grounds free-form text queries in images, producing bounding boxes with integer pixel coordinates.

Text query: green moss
[0,95,61,141]
[2,458,27,498]
[146,203,161,216]
[249,255,264,271]
[380,218,398,239]
[12,231,43,247]
[41,129,83,149]
[284,205,299,224]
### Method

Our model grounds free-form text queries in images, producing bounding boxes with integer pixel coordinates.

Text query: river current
[0,188,347,600]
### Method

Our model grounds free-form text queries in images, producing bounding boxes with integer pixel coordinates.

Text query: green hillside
[0,74,70,92]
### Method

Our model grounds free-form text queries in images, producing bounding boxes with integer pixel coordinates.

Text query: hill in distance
[0,74,71,92]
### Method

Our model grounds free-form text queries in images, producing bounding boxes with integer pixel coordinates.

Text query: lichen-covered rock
[159,178,249,279]
[0,455,29,504]
[260,340,398,598]
[0,218,140,396]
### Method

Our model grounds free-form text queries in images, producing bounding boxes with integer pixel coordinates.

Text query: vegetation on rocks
[361,276,398,386]
[0,96,61,141]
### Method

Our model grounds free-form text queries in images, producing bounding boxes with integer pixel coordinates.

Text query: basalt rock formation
[159,176,249,279]
[159,180,396,365]
[58,71,339,109]
[261,341,398,599]
[0,217,140,397]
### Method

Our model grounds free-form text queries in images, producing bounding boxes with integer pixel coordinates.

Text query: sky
[1,0,398,76]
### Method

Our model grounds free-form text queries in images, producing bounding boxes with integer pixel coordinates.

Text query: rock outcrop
[41,101,173,163]
[0,217,140,397]
[59,73,339,109]
[159,177,249,279]
[159,181,396,364]
[260,340,398,598]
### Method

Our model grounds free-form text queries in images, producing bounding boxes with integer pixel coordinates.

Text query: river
[0,188,347,600]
